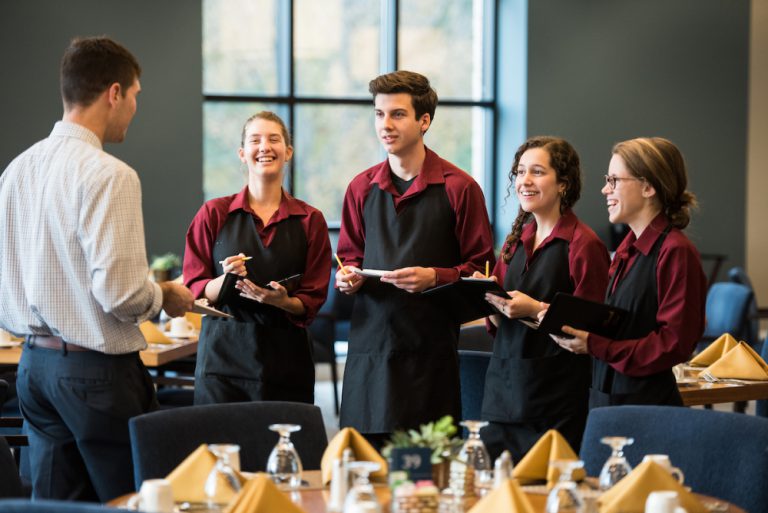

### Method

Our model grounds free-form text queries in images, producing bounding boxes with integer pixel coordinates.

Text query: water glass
[344,461,382,513]
[204,444,242,508]
[266,423,303,490]
[546,460,585,513]
[598,436,634,490]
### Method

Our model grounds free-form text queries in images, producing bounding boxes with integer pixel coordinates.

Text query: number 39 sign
[389,447,433,481]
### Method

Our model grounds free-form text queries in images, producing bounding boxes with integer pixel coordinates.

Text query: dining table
[109,469,746,513]
[676,364,768,406]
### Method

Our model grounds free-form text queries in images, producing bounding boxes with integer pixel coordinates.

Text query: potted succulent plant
[381,415,462,489]
[149,252,181,283]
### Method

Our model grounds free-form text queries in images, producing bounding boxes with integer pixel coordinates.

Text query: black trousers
[16,344,158,502]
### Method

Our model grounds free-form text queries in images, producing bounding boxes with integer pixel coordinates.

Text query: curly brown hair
[501,136,582,263]
[612,137,696,229]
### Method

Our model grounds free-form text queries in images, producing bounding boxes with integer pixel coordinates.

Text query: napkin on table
[320,427,388,484]
[468,478,535,513]
[185,312,203,331]
[512,429,585,487]
[690,333,739,367]
[165,444,245,504]
[139,321,172,344]
[699,341,768,381]
[598,460,706,513]
[224,473,306,513]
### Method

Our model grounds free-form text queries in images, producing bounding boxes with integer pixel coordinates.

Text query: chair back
[129,401,328,489]
[727,266,761,349]
[458,350,491,422]
[0,436,23,498]
[700,282,753,350]
[580,405,768,513]
[0,499,120,512]
[458,324,494,352]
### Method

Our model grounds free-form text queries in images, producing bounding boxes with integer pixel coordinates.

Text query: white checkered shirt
[0,121,162,353]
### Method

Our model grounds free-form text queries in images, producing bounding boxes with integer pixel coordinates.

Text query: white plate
[676,377,699,385]
[353,269,391,278]
[163,330,196,339]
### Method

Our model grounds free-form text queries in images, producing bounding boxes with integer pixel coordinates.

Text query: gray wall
[525,0,749,272]
[0,0,203,258]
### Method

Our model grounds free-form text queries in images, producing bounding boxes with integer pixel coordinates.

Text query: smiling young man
[335,70,495,447]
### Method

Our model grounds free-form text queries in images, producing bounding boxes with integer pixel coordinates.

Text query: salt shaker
[328,458,347,512]
[493,450,513,488]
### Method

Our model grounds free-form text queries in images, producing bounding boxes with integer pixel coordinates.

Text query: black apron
[481,238,590,457]
[339,183,463,433]
[194,210,314,405]
[590,225,682,408]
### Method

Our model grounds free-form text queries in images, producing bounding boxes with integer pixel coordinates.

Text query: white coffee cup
[0,329,12,344]
[169,317,194,337]
[642,454,685,484]
[127,478,174,513]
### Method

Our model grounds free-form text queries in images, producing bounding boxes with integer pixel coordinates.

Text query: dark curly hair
[501,136,582,263]
[611,137,696,229]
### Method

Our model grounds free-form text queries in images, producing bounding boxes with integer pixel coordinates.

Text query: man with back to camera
[335,70,495,448]
[0,36,194,501]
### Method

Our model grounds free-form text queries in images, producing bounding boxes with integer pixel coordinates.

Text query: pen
[485,260,489,278]
[218,256,252,265]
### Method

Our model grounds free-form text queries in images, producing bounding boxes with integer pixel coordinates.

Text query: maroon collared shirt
[337,147,495,283]
[183,186,331,326]
[588,214,707,377]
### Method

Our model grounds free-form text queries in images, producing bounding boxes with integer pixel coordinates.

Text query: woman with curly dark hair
[552,137,706,409]
[478,136,610,462]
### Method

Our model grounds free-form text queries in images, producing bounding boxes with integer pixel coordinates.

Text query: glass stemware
[204,444,242,508]
[343,461,382,513]
[266,423,303,490]
[545,460,585,513]
[598,436,634,491]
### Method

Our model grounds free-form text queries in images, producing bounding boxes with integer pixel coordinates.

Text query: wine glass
[598,436,634,491]
[266,424,303,490]
[545,460,584,513]
[343,461,382,513]
[204,444,242,508]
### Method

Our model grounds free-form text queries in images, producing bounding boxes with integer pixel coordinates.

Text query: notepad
[191,299,233,318]
[529,292,629,338]
[421,277,509,324]
[353,269,391,278]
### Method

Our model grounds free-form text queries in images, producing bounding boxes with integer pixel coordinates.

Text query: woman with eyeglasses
[552,137,706,408]
[477,136,610,462]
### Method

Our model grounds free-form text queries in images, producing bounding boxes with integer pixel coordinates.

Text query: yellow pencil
[334,253,348,274]
[485,260,489,278]
[218,255,252,265]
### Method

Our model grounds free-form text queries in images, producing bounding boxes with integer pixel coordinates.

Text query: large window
[203,0,496,225]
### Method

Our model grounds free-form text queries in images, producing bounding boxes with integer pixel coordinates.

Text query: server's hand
[380,266,437,293]
[484,290,543,319]
[551,325,589,354]
[336,266,364,294]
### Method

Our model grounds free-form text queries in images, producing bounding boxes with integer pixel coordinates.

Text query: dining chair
[0,436,23,498]
[0,499,121,512]
[458,350,491,424]
[728,266,766,353]
[580,405,768,513]
[696,282,753,353]
[458,324,494,352]
[128,401,328,490]
[757,337,768,418]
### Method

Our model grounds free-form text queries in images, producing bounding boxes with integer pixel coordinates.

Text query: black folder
[532,292,629,338]
[217,272,303,307]
[421,277,508,325]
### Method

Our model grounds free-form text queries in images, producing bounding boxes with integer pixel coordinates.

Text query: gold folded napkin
[139,321,172,344]
[320,427,388,484]
[224,473,306,513]
[512,429,585,487]
[690,333,739,366]
[166,444,244,503]
[699,341,768,381]
[468,478,535,513]
[598,460,706,513]
[185,312,203,331]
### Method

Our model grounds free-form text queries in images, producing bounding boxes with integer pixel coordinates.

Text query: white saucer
[163,330,196,339]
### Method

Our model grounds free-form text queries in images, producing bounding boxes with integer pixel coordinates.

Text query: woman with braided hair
[478,136,610,463]
[552,137,706,409]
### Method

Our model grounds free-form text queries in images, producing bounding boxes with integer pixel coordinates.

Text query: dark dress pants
[16,344,158,502]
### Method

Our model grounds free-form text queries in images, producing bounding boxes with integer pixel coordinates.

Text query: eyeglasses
[604,175,644,191]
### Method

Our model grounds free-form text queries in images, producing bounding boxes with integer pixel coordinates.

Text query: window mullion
[380,0,398,73]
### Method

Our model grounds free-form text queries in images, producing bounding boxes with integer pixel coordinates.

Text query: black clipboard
[533,292,629,338]
[421,277,508,325]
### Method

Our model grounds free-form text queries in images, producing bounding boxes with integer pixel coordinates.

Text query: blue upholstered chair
[0,500,121,512]
[757,338,768,417]
[728,266,765,352]
[458,350,491,424]
[458,324,494,352]
[580,405,768,513]
[129,401,328,490]
[697,282,753,353]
